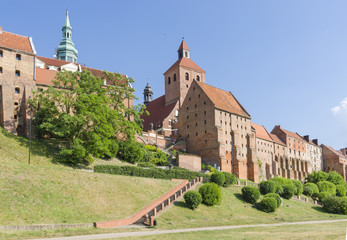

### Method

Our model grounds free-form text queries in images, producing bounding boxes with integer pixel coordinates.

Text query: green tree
[30,70,145,164]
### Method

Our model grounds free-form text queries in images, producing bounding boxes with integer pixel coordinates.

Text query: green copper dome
[56,10,78,63]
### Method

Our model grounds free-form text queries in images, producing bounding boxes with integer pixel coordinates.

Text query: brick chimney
[304,135,310,142]
[0,26,2,34]
[312,139,318,145]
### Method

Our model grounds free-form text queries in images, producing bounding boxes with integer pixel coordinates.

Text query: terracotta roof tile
[279,127,303,141]
[270,133,286,146]
[36,68,57,86]
[37,56,74,67]
[141,95,177,131]
[164,57,205,75]
[196,81,250,118]
[324,145,347,159]
[177,40,190,51]
[0,30,33,53]
[251,123,273,142]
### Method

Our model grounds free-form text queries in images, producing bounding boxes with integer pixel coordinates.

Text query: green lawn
[155,186,347,229]
[123,221,347,240]
[0,128,178,225]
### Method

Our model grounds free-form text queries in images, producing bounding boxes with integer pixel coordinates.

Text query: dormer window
[185,51,188,57]
[16,54,21,61]
[185,72,189,81]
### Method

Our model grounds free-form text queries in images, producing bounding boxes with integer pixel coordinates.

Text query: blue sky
[2,1,347,149]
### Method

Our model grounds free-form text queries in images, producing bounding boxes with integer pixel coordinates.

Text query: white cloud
[331,97,347,130]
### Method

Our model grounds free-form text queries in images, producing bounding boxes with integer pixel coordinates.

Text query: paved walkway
[33,219,347,240]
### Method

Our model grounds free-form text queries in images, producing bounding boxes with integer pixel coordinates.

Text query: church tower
[143,83,153,106]
[56,10,78,63]
[163,40,205,107]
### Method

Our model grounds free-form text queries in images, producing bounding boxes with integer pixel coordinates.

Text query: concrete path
[32,219,347,240]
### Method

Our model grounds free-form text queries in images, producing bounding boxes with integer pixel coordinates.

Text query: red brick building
[322,144,347,181]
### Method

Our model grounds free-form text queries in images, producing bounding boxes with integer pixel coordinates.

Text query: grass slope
[156,187,347,229]
[0,129,178,225]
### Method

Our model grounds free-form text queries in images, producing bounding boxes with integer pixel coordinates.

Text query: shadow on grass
[173,201,189,209]
[312,206,326,213]
[234,193,244,201]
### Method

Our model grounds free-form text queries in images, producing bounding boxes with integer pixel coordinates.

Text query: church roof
[196,81,250,118]
[177,40,190,51]
[141,95,177,131]
[164,57,205,74]
[0,30,34,53]
[251,123,273,142]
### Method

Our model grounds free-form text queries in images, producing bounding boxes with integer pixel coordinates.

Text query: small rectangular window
[16,54,21,60]
[15,70,20,77]
[0,67,2,73]
[0,50,3,57]
[15,87,20,94]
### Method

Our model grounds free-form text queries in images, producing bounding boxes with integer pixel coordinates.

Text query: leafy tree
[306,171,329,184]
[30,70,144,164]
[327,171,345,185]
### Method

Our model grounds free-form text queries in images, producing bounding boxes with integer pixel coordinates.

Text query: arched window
[168,77,171,85]
[185,72,189,81]
[197,75,200,81]
[174,74,177,82]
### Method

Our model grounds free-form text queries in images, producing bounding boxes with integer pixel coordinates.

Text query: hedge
[94,165,208,181]
[323,196,347,214]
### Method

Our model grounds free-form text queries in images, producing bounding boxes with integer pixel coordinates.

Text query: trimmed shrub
[323,196,347,214]
[117,141,144,163]
[210,172,225,187]
[336,185,346,197]
[280,184,294,200]
[270,177,294,187]
[318,191,331,202]
[327,171,345,185]
[303,183,319,197]
[292,180,303,195]
[94,165,208,181]
[273,182,284,195]
[258,197,277,213]
[241,186,260,204]
[199,183,222,206]
[184,191,202,210]
[222,172,237,187]
[260,181,276,195]
[317,181,336,195]
[265,193,281,207]
[306,170,329,184]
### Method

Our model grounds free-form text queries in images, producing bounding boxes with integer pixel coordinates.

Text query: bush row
[94,164,208,181]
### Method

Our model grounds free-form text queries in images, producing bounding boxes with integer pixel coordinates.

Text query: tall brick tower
[163,40,205,107]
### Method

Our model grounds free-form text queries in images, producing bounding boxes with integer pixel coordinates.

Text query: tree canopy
[30,70,145,164]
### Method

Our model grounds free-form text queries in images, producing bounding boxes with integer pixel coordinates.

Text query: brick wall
[177,154,201,171]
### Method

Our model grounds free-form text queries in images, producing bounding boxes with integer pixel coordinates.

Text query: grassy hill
[0,128,178,225]
[156,186,347,230]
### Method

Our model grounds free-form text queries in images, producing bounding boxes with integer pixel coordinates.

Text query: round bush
[184,191,202,210]
[210,172,225,187]
[280,184,294,200]
[303,183,319,197]
[199,183,222,206]
[258,197,277,213]
[265,193,281,207]
[317,181,336,195]
[270,177,294,186]
[269,180,283,195]
[117,141,144,163]
[327,171,344,185]
[241,186,260,204]
[260,181,276,195]
[222,172,237,187]
[336,185,346,197]
[323,196,347,214]
[292,180,303,195]
[318,191,331,202]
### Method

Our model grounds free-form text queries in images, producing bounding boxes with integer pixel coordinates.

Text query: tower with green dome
[56,10,78,63]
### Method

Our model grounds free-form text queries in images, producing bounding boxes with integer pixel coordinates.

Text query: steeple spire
[177,40,190,59]
[56,9,78,63]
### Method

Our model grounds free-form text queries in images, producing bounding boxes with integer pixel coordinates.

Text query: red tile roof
[251,123,273,142]
[37,56,73,67]
[270,133,286,146]
[35,68,57,86]
[278,126,303,141]
[164,57,205,74]
[0,30,33,53]
[324,145,347,159]
[177,40,190,51]
[141,95,177,131]
[196,81,250,118]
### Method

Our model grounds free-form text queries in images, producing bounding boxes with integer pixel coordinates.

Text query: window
[187,125,189,129]
[205,130,207,134]
[187,116,189,120]
[185,52,188,57]
[15,87,20,94]
[174,74,176,82]
[185,72,189,80]
[205,140,207,143]
[14,115,18,120]
[204,101,206,105]
[186,85,188,88]
[16,54,21,60]
[195,122,198,127]
[187,134,189,139]
[14,102,18,106]
[198,94,200,98]
[15,70,20,77]
[204,120,206,125]
[189,97,191,101]
[0,50,2,57]
[186,107,189,110]
[197,75,200,81]
[195,104,197,108]
[204,111,206,115]
[196,132,198,136]
[195,113,197,117]
[0,67,2,73]
[168,77,171,85]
